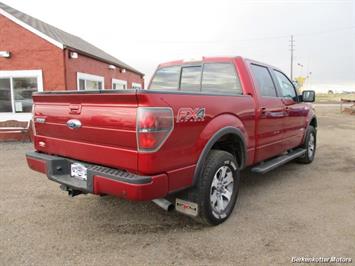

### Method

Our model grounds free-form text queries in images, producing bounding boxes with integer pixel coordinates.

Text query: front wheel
[297,125,316,164]
[189,150,240,225]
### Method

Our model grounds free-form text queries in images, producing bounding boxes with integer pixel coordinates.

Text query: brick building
[0,2,144,126]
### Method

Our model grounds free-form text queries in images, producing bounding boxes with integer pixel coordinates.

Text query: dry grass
[315,93,355,103]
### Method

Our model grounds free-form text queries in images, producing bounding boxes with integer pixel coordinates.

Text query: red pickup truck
[26,56,317,225]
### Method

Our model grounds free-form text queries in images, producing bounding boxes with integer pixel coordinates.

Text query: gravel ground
[0,105,354,265]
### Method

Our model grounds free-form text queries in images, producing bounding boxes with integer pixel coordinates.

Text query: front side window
[149,66,180,90]
[250,64,277,97]
[273,70,297,100]
[180,66,202,91]
[202,63,242,94]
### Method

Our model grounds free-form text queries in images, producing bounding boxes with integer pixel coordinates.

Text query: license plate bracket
[70,163,87,181]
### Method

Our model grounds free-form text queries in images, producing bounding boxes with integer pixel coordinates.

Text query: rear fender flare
[193,125,247,186]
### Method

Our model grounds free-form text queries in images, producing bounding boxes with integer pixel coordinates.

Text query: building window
[112,79,127,90]
[0,70,43,116]
[131,82,142,89]
[0,78,12,112]
[77,72,104,90]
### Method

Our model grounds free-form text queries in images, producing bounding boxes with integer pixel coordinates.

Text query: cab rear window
[149,63,242,95]
[180,66,202,91]
[149,66,180,90]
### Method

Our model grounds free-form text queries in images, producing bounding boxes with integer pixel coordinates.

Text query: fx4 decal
[176,107,205,123]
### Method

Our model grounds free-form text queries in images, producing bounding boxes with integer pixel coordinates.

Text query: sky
[3,0,355,92]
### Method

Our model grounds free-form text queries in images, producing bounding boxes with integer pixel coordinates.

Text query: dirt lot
[0,105,354,265]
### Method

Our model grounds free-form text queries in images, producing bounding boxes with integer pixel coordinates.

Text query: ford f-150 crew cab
[26,56,317,225]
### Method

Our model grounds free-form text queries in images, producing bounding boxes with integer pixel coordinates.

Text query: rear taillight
[136,107,174,152]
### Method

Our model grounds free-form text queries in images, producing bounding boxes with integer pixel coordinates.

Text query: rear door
[272,69,307,150]
[249,64,287,162]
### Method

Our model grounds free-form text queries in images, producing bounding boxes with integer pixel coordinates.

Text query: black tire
[297,125,316,164]
[184,150,240,225]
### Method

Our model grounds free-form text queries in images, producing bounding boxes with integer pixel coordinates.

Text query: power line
[138,25,355,44]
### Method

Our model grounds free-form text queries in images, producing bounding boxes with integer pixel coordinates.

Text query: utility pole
[289,35,295,80]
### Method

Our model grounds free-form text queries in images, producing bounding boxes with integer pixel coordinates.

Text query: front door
[272,69,307,150]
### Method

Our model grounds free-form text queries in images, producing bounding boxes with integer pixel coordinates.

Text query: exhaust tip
[152,198,174,212]
[166,203,174,212]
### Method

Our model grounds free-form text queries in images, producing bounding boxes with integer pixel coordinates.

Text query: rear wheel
[297,125,316,164]
[185,150,240,225]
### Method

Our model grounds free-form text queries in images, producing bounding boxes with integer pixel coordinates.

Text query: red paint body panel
[136,91,255,175]
[93,174,168,201]
[167,165,196,192]
[28,56,316,201]
[26,157,47,174]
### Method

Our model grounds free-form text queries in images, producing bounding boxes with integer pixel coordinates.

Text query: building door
[0,70,43,121]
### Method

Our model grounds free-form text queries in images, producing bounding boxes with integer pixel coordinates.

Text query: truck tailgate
[32,91,138,172]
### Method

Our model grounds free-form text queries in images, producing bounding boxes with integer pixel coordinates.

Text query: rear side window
[202,63,242,94]
[250,64,277,97]
[149,66,180,90]
[180,66,202,91]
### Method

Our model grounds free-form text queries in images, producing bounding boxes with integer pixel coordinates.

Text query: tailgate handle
[69,104,82,114]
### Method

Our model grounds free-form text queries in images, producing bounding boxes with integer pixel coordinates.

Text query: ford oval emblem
[66,119,82,129]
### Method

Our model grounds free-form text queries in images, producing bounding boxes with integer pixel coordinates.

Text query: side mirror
[302,90,315,102]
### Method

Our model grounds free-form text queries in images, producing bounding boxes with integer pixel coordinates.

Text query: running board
[251,148,306,174]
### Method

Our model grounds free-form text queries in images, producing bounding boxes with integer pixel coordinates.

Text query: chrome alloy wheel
[210,165,234,216]
[308,133,315,158]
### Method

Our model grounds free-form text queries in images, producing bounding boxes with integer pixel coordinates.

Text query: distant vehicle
[26,56,317,225]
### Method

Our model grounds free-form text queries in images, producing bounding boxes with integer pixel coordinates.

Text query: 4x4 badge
[177,107,205,123]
